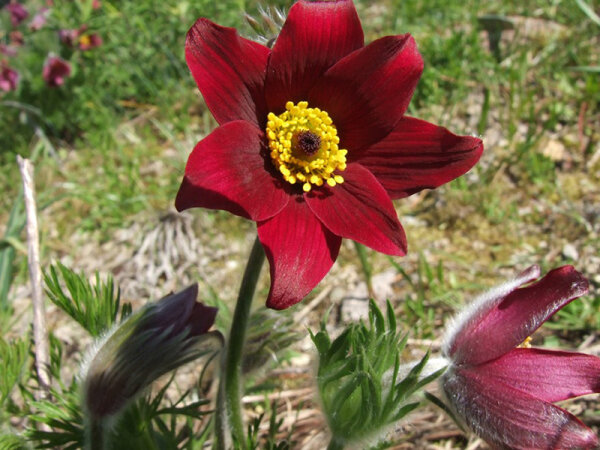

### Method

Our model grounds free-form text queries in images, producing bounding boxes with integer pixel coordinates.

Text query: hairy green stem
[215,236,265,449]
[85,416,106,450]
[353,241,374,298]
[327,436,346,450]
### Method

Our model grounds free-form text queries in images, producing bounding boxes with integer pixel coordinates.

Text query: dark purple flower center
[295,130,321,156]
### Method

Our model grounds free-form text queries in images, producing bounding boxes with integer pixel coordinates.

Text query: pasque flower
[441,265,600,449]
[82,284,220,418]
[59,25,102,50]
[176,0,483,309]
[58,28,79,47]
[0,65,19,92]
[78,32,102,51]
[42,55,71,87]
[30,7,50,31]
[5,2,28,27]
[0,44,17,57]
[9,30,24,46]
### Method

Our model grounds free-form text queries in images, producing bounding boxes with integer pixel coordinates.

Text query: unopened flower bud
[82,284,221,419]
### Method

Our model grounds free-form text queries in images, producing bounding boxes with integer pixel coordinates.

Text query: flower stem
[84,417,106,450]
[353,241,374,298]
[327,436,345,450]
[216,236,265,449]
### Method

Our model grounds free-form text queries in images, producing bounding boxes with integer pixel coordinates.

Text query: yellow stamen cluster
[79,35,91,47]
[517,336,533,348]
[266,101,347,192]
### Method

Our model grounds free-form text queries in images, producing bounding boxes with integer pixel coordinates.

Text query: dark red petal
[149,284,217,336]
[309,35,423,152]
[186,18,269,127]
[305,163,406,256]
[175,121,289,221]
[258,200,341,310]
[442,367,599,449]
[444,265,541,361]
[265,0,363,112]
[475,348,600,403]
[355,117,483,199]
[447,266,589,366]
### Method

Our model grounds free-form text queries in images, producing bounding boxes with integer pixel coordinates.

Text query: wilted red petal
[305,163,406,256]
[443,367,599,449]
[258,200,341,310]
[265,0,363,112]
[474,348,600,403]
[186,18,269,127]
[355,117,483,199]
[309,35,423,152]
[448,265,588,366]
[175,121,289,221]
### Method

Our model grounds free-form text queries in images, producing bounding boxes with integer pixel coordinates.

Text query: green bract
[311,300,444,447]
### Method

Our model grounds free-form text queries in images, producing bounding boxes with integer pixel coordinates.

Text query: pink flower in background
[78,0,101,10]
[59,26,102,50]
[5,2,28,27]
[42,56,71,87]
[0,44,18,57]
[0,66,19,92]
[58,28,79,47]
[78,32,102,50]
[30,7,50,31]
[441,265,600,449]
[176,0,484,309]
[9,30,24,46]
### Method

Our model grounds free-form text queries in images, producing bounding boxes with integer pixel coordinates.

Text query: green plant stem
[353,241,374,298]
[216,236,265,449]
[327,436,345,450]
[85,417,106,450]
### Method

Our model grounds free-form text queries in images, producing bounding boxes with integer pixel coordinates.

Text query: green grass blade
[0,191,26,310]
[575,0,600,26]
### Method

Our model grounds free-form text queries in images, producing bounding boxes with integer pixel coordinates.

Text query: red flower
[78,32,102,50]
[5,2,28,27]
[0,65,19,92]
[176,0,483,309]
[58,25,102,50]
[441,265,600,449]
[42,56,71,87]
